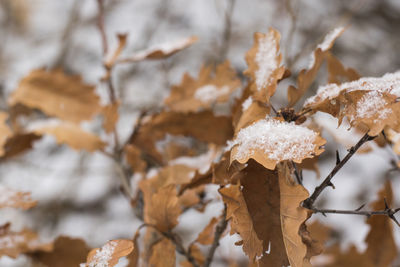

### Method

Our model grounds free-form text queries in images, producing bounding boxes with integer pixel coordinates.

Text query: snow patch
[356,91,391,121]
[194,84,229,103]
[83,241,117,267]
[241,96,253,112]
[231,117,319,161]
[255,33,278,91]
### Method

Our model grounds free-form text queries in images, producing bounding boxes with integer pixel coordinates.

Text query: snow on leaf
[117,36,198,63]
[32,120,106,152]
[304,71,400,136]
[83,239,134,267]
[230,117,325,170]
[0,185,37,210]
[9,69,101,123]
[244,28,285,103]
[0,223,52,258]
[287,27,345,107]
[164,61,240,113]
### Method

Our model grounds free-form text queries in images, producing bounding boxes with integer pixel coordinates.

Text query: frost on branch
[304,71,400,136]
[244,28,285,103]
[0,186,37,210]
[164,61,241,113]
[230,117,325,170]
[82,239,134,267]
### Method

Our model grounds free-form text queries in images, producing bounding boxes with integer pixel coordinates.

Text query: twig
[303,133,375,208]
[291,161,303,185]
[310,202,400,227]
[203,205,228,267]
[218,0,236,62]
[96,0,108,55]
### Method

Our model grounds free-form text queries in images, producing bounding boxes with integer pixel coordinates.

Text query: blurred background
[1,0,400,266]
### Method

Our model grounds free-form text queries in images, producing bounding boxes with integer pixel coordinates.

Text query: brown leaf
[230,117,325,170]
[322,245,373,267]
[144,185,181,232]
[0,186,37,210]
[105,34,128,68]
[118,36,197,63]
[326,53,360,84]
[30,236,90,267]
[124,144,147,173]
[288,27,345,106]
[84,239,134,267]
[244,28,285,103]
[1,132,41,158]
[149,238,176,267]
[131,111,233,163]
[0,112,12,156]
[180,244,204,267]
[33,121,106,152]
[9,69,101,123]
[165,61,241,113]
[102,101,120,134]
[234,99,270,134]
[195,217,219,245]
[0,223,52,258]
[364,180,397,267]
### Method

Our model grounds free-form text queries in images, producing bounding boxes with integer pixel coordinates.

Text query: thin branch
[303,133,375,208]
[203,205,228,267]
[96,0,108,55]
[310,204,400,227]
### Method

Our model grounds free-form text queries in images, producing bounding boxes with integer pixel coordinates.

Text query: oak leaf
[32,121,106,152]
[326,53,360,84]
[0,185,37,210]
[30,236,90,267]
[102,101,120,134]
[288,27,345,106]
[244,28,285,103]
[164,61,240,112]
[9,69,101,123]
[118,36,198,63]
[144,185,181,232]
[149,238,176,267]
[83,239,134,267]
[0,112,12,156]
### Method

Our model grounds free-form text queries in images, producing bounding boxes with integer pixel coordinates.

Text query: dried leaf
[144,185,181,232]
[0,185,37,210]
[102,101,119,134]
[230,117,325,170]
[322,245,373,267]
[33,121,106,152]
[30,236,90,267]
[124,144,147,173]
[131,111,233,162]
[180,244,204,267]
[234,100,270,134]
[9,69,101,123]
[149,238,176,267]
[164,61,241,112]
[105,34,128,68]
[118,36,197,63]
[196,217,219,245]
[1,132,41,158]
[364,180,397,267]
[0,112,12,156]
[84,239,134,267]
[0,223,52,258]
[326,53,360,84]
[288,27,345,106]
[244,28,285,103]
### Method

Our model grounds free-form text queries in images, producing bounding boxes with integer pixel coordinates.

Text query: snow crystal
[194,84,229,103]
[356,91,391,121]
[231,117,319,161]
[255,33,278,91]
[305,71,400,106]
[85,241,117,267]
[241,96,253,112]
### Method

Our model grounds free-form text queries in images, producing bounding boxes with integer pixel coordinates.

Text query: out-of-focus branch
[218,0,235,62]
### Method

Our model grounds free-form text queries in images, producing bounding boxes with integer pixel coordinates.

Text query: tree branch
[303,133,375,209]
[203,205,228,267]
